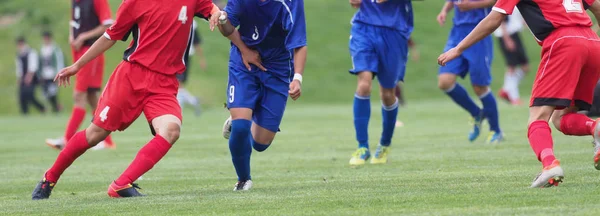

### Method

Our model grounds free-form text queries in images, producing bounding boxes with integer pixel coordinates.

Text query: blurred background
[0,0,542,115]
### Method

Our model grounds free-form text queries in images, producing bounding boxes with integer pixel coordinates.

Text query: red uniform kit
[71,0,113,92]
[98,0,216,131]
[493,0,600,110]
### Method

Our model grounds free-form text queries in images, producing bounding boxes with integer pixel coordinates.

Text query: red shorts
[93,61,182,132]
[73,46,104,92]
[530,27,600,110]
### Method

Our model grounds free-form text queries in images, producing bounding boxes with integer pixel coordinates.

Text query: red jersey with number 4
[493,0,595,43]
[104,0,216,75]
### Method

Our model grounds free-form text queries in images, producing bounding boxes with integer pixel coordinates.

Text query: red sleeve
[104,0,136,41]
[93,0,114,25]
[492,0,520,15]
[195,0,217,18]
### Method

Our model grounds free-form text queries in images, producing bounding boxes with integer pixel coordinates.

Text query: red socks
[65,107,86,142]
[560,113,595,136]
[46,130,91,182]
[114,135,172,186]
[528,120,556,168]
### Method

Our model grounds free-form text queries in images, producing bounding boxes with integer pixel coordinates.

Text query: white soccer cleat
[222,116,232,139]
[530,160,564,188]
[90,141,107,151]
[592,119,600,170]
[45,137,65,150]
[233,180,253,191]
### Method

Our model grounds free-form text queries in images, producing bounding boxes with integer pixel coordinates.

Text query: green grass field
[2,100,600,215]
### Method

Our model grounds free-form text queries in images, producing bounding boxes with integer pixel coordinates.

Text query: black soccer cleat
[32,178,55,200]
[107,182,145,198]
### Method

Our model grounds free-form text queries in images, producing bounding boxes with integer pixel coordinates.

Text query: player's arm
[438,11,506,65]
[24,51,39,86]
[286,0,307,101]
[455,0,496,11]
[588,0,600,29]
[72,0,113,50]
[437,1,453,26]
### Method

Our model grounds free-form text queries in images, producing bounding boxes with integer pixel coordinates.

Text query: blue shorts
[439,24,494,86]
[226,63,290,133]
[349,22,409,89]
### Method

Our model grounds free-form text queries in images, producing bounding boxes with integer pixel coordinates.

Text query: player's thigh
[376,29,408,88]
[93,63,145,132]
[530,38,586,108]
[349,23,378,75]
[573,42,600,110]
[143,72,182,125]
[465,36,493,86]
[227,66,260,110]
[253,76,288,134]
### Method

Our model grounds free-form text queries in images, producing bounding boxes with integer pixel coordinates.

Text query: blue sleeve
[225,0,242,27]
[283,0,307,50]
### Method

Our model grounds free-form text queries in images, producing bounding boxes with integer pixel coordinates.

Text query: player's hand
[209,11,227,31]
[437,47,462,66]
[71,36,85,51]
[454,0,474,12]
[288,79,302,101]
[503,36,516,52]
[350,0,361,8]
[437,12,447,26]
[54,64,81,87]
[241,48,267,71]
[376,0,388,3]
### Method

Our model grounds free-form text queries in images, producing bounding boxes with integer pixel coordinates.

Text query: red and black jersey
[493,0,594,43]
[71,0,113,47]
[104,0,216,75]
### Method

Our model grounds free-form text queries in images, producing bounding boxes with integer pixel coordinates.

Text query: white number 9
[229,85,235,103]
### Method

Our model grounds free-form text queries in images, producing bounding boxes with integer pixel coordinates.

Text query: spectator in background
[39,31,64,113]
[15,36,46,115]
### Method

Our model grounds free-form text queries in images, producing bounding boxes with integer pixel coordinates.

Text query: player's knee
[550,115,563,131]
[437,79,454,91]
[472,85,489,97]
[159,123,181,144]
[85,124,110,146]
[73,91,87,108]
[356,81,372,97]
[379,88,396,105]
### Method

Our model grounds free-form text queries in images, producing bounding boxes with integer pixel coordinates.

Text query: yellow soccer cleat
[349,148,370,166]
[370,145,389,164]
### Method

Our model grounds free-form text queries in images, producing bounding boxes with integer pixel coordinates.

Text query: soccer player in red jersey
[438,0,600,188]
[46,0,117,150]
[32,0,223,199]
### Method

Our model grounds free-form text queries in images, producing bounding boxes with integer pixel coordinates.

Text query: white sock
[179,88,198,106]
[515,68,525,84]
[506,71,520,100]
[502,71,511,91]
[177,88,186,108]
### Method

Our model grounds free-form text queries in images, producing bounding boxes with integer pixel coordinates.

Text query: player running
[218,0,307,191]
[347,0,413,166]
[437,0,503,144]
[32,0,223,199]
[438,0,600,188]
[494,8,529,106]
[46,0,116,150]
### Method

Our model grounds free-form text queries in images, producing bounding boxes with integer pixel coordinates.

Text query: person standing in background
[46,0,116,150]
[15,36,46,115]
[495,8,529,106]
[39,31,64,113]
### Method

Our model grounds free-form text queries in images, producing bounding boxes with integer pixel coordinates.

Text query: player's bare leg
[472,85,503,144]
[350,72,373,166]
[225,108,254,191]
[108,114,180,198]
[370,85,399,164]
[33,123,110,200]
[394,83,405,128]
[438,73,484,142]
[528,105,565,188]
[87,90,116,150]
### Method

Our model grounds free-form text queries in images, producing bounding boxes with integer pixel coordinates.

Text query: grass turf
[1,99,600,215]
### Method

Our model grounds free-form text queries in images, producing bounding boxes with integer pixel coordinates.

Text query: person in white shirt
[494,8,529,106]
[39,31,64,113]
[15,36,46,115]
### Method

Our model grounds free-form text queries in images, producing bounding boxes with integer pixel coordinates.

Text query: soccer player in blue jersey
[436,0,503,144]
[348,0,413,166]
[217,0,307,191]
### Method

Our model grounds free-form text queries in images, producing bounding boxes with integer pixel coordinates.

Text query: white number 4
[178,6,188,24]
[563,0,583,13]
[99,106,110,122]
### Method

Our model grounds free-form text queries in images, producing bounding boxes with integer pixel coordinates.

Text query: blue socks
[229,119,252,181]
[479,90,501,132]
[380,98,399,147]
[444,83,482,117]
[354,94,371,149]
[251,138,270,152]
